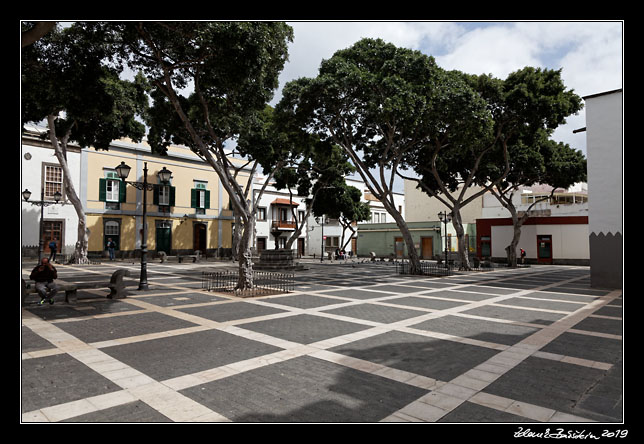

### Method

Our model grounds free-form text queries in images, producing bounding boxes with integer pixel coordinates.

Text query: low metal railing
[396,261,453,277]
[201,270,295,296]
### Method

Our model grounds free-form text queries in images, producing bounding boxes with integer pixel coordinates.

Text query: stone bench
[178,251,202,263]
[22,269,134,306]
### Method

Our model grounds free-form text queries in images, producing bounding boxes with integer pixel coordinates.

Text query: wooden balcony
[272,220,297,230]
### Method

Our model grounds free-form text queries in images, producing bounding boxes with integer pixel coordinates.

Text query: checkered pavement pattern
[21,261,622,423]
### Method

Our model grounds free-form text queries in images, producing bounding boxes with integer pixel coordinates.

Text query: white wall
[21,140,81,255]
[491,224,589,260]
[586,90,623,237]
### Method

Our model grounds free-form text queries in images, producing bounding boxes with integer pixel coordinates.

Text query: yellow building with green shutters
[81,137,252,259]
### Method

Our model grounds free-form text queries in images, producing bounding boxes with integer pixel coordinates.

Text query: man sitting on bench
[29,258,58,305]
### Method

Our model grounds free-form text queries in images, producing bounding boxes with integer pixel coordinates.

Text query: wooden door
[421,237,433,259]
[394,237,404,258]
[193,223,207,252]
[42,220,63,253]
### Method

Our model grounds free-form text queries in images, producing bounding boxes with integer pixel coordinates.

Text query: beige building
[404,180,484,253]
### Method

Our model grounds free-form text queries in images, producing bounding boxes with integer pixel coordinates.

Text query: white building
[309,176,406,258]
[481,183,589,219]
[251,175,308,257]
[21,126,81,260]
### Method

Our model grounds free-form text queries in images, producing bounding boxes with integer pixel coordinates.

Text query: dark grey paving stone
[385,296,467,311]
[420,290,496,302]
[548,287,611,296]
[239,314,370,345]
[180,356,428,422]
[329,330,498,382]
[262,294,346,309]
[458,285,518,295]
[100,329,283,381]
[177,301,286,323]
[540,331,622,365]
[62,400,172,423]
[320,303,426,324]
[570,316,622,336]
[410,315,539,346]
[367,285,426,294]
[501,297,585,312]
[463,305,565,325]
[522,291,598,304]
[438,400,530,423]
[317,289,393,300]
[24,299,140,321]
[136,292,226,307]
[482,356,622,422]
[22,326,54,353]
[22,354,122,413]
[55,311,199,343]
[593,305,622,317]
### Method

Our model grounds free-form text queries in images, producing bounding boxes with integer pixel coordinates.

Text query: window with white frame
[105,171,120,202]
[44,164,63,200]
[194,181,207,214]
[158,185,170,206]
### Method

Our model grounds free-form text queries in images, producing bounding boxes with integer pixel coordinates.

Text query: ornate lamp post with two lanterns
[115,161,172,290]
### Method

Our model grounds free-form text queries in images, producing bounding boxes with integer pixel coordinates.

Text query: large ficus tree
[277,38,443,274]
[111,22,293,290]
[21,22,149,263]
[404,67,582,269]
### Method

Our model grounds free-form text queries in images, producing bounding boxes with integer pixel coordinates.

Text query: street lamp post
[438,211,452,269]
[115,161,172,291]
[315,215,327,262]
[22,188,62,262]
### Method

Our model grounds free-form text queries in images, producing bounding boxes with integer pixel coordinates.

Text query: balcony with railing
[271,220,297,230]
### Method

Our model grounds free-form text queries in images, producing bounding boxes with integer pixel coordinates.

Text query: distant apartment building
[251,175,308,257]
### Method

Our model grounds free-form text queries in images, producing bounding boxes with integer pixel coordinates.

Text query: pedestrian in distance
[29,257,58,305]
[48,238,57,263]
[520,248,526,265]
[106,238,116,261]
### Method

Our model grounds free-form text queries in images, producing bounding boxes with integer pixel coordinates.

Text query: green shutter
[169,186,175,207]
[204,190,210,209]
[119,179,127,203]
[190,189,197,208]
[153,185,159,205]
[99,178,106,202]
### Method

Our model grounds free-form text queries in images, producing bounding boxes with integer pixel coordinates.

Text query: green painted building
[356,221,442,259]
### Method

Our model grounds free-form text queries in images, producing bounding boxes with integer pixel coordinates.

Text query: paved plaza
[21,259,623,424]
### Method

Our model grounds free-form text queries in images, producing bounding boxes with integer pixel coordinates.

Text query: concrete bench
[158,251,202,263]
[178,251,202,263]
[22,269,134,306]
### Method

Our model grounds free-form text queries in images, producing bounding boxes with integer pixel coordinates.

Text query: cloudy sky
[270,21,623,157]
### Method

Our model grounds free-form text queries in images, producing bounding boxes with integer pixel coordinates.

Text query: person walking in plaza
[48,238,57,263]
[106,238,116,261]
[29,257,58,305]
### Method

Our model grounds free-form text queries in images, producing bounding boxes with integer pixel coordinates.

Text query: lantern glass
[115,161,131,181]
[157,166,172,183]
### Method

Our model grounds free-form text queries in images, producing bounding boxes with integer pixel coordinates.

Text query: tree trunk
[387,209,422,273]
[505,207,522,268]
[47,115,90,264]
[451,207,471,270]
[236,215,255,291]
